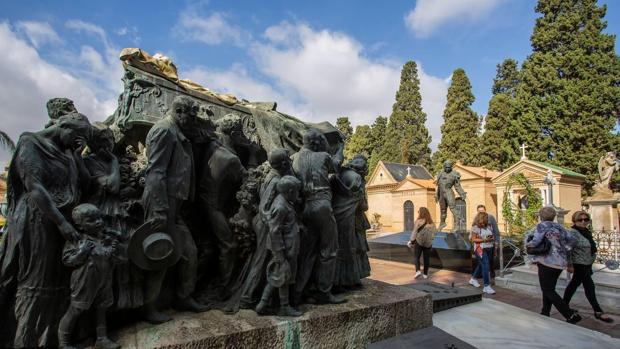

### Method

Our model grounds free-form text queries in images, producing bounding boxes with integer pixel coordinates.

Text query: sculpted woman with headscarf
[0,112,92,348]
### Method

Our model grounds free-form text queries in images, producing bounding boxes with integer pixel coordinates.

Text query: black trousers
[563,263,603,313]
[538,263,573,319]
[413,242,431,275]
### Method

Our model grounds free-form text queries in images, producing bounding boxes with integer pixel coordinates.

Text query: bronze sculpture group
[0,95,371,349]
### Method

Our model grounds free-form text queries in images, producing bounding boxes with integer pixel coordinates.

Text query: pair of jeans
[472,247,492,286]
[563,263,603,313]
[537,263,573,319]
[413,242,431,275]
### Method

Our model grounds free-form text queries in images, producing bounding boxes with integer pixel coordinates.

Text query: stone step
[106,279,433,349]
[496,264,620,308]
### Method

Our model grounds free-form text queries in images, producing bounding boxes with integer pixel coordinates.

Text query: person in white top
[468,212,496,294]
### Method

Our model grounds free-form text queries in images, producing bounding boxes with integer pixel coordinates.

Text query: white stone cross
[520,143,528,160]
[406,166,411,177]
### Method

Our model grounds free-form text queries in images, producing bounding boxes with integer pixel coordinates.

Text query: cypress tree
[335,116,353,140]
[374,61,432,169]
[434,68,480,171]
[479,59,521,171]
[367,115,388,178]
[511,0,620,191]
[344,125,372,161]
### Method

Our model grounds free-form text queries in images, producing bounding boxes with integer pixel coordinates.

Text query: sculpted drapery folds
[0,112,91,348]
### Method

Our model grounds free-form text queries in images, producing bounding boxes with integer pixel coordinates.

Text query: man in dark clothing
[141,96,206,323]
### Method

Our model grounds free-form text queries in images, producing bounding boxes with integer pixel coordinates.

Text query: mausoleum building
[367,158,586,233]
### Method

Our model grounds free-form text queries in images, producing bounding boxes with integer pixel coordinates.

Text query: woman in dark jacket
[564,211,613,323]
[407,207,436,279]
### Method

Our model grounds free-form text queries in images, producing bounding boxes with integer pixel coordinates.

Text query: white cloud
[405,0,505,38]
[252,22,450,145]
[65,19,109,45]
[173,8,250,46]
[15,20,61,48]
[65,19,124,95]
[114,26,141,45]
[252,22,400,126]
[185,22,449,150]
[0,21,121,165]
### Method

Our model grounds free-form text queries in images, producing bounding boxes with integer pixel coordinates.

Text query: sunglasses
[576,218,590,223]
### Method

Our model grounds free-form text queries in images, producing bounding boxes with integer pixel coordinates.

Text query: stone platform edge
[111,279,433,349]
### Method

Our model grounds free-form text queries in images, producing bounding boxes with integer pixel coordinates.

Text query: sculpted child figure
[255,175,303,317]
[58,204,124,349]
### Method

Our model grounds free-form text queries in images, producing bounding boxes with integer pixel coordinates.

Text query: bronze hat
[128,220,182,271]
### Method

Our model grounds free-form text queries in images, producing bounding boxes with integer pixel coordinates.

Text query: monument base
[368,231,473,272]
[107,279,432,349]
[584,192,619,231]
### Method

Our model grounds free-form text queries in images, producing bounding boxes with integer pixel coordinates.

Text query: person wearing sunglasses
[564,211,614,323]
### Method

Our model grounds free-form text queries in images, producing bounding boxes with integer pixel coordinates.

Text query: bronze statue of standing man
[435,160,467,231]
[140,95,207,323]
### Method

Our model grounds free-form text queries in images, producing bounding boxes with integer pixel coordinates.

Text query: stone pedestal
[584,192,619,231]
[107,279,432,349]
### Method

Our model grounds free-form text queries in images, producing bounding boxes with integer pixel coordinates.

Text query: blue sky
[1,0,619,165]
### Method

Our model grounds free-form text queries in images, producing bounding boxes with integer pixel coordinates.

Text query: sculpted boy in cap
[255,175,303,317]
[141,95,206,323]
[58,204,123,349]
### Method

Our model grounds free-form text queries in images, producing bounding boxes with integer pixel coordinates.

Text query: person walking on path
[564,211,613,323]
[407,207,436,279]
[469,212,496,294]
[526,206,580,323]
[477,205,499,279]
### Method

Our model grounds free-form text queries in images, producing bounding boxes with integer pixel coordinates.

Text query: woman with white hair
[526,206,579,323]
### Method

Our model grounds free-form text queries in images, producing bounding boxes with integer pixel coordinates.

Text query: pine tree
[434,68,480,171]
[335,117,353,140]
[478,59,521,170]
[374,61,432,169]
[511,0,620,191]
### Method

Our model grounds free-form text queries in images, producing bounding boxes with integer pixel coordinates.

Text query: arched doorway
[454,198,467,231]
[404,200,414,232]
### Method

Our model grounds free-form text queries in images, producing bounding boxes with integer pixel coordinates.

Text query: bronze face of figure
[435,160,467,231]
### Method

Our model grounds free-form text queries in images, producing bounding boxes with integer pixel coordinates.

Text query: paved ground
[368,258,620,338]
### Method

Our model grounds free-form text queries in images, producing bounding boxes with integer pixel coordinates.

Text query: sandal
[594,312,614,323]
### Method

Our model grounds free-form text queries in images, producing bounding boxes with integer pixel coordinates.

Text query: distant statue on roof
[435,160,467,231]
[596,152,619,194]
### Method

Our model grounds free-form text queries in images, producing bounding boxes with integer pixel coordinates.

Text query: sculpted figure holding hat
[136,95,207,324]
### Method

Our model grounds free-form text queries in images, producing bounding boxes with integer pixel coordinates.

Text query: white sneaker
[483,286,496,295]
[469,278,481,287]
[422,274,428,279]
[414,271,422,279]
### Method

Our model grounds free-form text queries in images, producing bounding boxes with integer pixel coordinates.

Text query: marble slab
[366,325,476,349]
[434,298,620,349]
